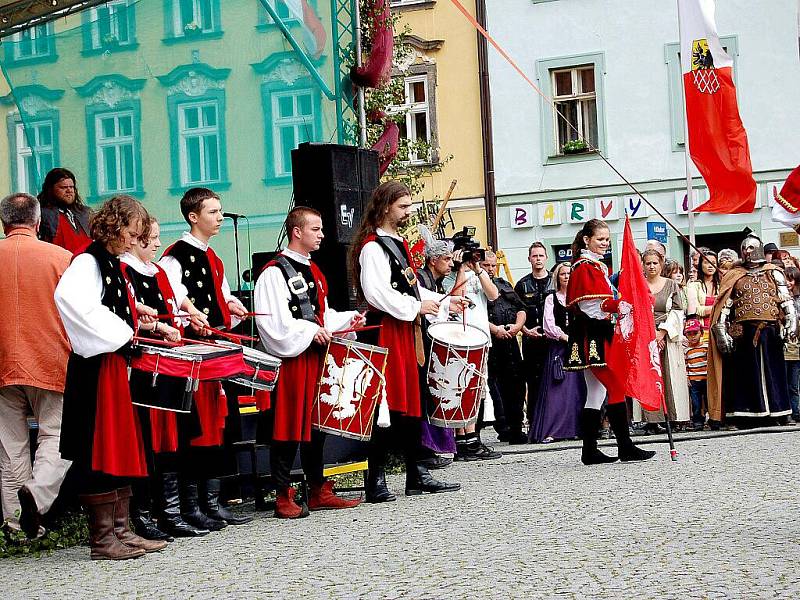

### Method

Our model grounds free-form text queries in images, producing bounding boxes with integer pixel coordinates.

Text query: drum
[225,345,282,392]
[312,337,388,441]
[129,342,245,412]
[426,322,489,428]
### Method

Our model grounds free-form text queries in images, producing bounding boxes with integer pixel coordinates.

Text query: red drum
[312,337,388,442]
[426,322,489,428]
[225,345,282,392]
[129,342,245,412]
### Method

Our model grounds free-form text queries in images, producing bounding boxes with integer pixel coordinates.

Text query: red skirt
[150,410,179,454]
[273,348,323,443]
[379,316,421,418]
[91,354,148,477]
[190,382,228,447]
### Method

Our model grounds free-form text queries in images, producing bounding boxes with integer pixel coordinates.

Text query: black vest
[273,256,322,322]
[167,240,224,327]
[85,241,135,328]
[488,277,525,326]
[374,236,418,299]
[552,292,569,332]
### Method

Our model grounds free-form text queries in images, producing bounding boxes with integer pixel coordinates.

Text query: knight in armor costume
[708,234,797,425]
[159,188,251,531]
[254,207,362,518]
[351,181,462,503]
[121,217,220,540]
[54,196,168,560]
[481,251,528,444]
[37,168,91,254]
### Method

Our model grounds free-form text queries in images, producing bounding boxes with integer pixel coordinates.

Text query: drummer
[121,215,222,539]
[350,181,462,503]
[54,195,167,560]
[159,188,251,530]
[254,206,363,518]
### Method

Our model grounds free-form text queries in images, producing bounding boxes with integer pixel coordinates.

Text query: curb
[491,425,800,457]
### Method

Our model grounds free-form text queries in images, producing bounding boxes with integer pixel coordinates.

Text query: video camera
[452,226,486,264]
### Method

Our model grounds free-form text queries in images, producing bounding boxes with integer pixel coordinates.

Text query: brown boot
[80,491,146,561]
[308,481,361,511]
[114,487,168,553]
[274,487,309,519]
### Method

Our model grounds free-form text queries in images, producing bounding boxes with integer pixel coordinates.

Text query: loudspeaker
[291,142,379,245]
[291,143,379,310]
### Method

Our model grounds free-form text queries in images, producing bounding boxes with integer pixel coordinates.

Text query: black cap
[764,243,779,253]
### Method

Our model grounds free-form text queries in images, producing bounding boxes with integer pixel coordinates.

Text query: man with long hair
[350,181,460,502]
[37,167,91,253]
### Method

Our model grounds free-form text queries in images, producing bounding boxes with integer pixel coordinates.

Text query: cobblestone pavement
[3,431,800,599]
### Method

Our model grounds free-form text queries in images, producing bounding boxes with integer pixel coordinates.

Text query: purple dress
[529,292,586,442]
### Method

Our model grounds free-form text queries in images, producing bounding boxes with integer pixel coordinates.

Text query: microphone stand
[227,214,242,294]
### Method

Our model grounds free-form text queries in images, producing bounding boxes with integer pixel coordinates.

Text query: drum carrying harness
[274,255,318,323]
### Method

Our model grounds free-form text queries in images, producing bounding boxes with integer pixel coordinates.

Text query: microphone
[223,212,246,219]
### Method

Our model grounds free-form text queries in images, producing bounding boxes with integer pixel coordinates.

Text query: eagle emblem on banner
[690,38,720,94]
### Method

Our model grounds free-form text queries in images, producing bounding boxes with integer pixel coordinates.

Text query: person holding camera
[514,242,552,426]
[447,240,502,460]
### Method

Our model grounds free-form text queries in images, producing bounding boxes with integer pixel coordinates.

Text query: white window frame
[271,89,316,178]
[178,100,222,185]
[394,75,431,165]
[10,24,50,60]
[95,111,137,194]
[88,0,133,49]
[550,65,598,155]
[173,0,216,36]
[260,0,297,24]
[15,120,54,194]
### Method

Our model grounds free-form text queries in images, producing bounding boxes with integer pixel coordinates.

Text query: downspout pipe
[474,0,498,250]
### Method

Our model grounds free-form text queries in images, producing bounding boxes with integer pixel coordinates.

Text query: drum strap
[374,236,420,301]
[275,255,317,323]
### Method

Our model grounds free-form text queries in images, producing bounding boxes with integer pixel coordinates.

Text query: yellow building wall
[395,0,487,243]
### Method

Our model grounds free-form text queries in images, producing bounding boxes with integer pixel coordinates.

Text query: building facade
[486,0,800,277]
[391,0,489,245]
[0,0,353,274]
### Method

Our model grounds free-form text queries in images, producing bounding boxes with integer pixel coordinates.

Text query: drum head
[427,321,489,349]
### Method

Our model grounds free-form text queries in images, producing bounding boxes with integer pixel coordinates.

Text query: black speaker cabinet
[291,143,379,309]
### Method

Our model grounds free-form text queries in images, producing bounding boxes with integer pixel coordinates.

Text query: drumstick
[440,278,468,302]
[154,311,271,321]
[132,336,182,348]
[205,326,258,342]
[333,324,382,336]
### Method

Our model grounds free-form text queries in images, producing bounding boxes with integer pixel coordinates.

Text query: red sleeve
[566,260,614,306]
[600,297,621,313]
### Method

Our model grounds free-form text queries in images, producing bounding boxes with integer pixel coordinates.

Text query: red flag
[680,0,756,214]
[607,216,664,411]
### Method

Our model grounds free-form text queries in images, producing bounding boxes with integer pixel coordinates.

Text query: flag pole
[676,0,697,249]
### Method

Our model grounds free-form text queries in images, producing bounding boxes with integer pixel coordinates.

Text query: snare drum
[224,345,282,392]
[312,337,388,441]
[129,342,245,412]
[426,322,489,428]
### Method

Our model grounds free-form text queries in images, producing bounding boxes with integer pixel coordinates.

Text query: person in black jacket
[513,242,552,426]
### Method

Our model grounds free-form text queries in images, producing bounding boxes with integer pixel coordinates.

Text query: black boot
[179,479,226,531]
[130,479,172,542]
[607,403,656,462]
[201,479,253,525]
[158,473,209,537]
[365,461,396,504]
[405,461,461,496]
[580,408,618,465]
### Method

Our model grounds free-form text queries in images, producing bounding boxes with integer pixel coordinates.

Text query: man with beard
[351,181,462,503]
[514,242,552,424]
[37,168,91,254]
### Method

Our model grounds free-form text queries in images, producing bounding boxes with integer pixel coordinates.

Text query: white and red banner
[608,216,664,412]
[679,0,756,214]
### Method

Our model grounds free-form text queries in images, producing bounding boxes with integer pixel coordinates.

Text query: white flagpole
[676,0,696,248]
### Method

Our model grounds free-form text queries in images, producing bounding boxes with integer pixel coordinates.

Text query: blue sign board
[646,221,668,244]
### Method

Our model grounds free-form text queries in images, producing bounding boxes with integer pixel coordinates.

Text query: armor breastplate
[731,271,781,323]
